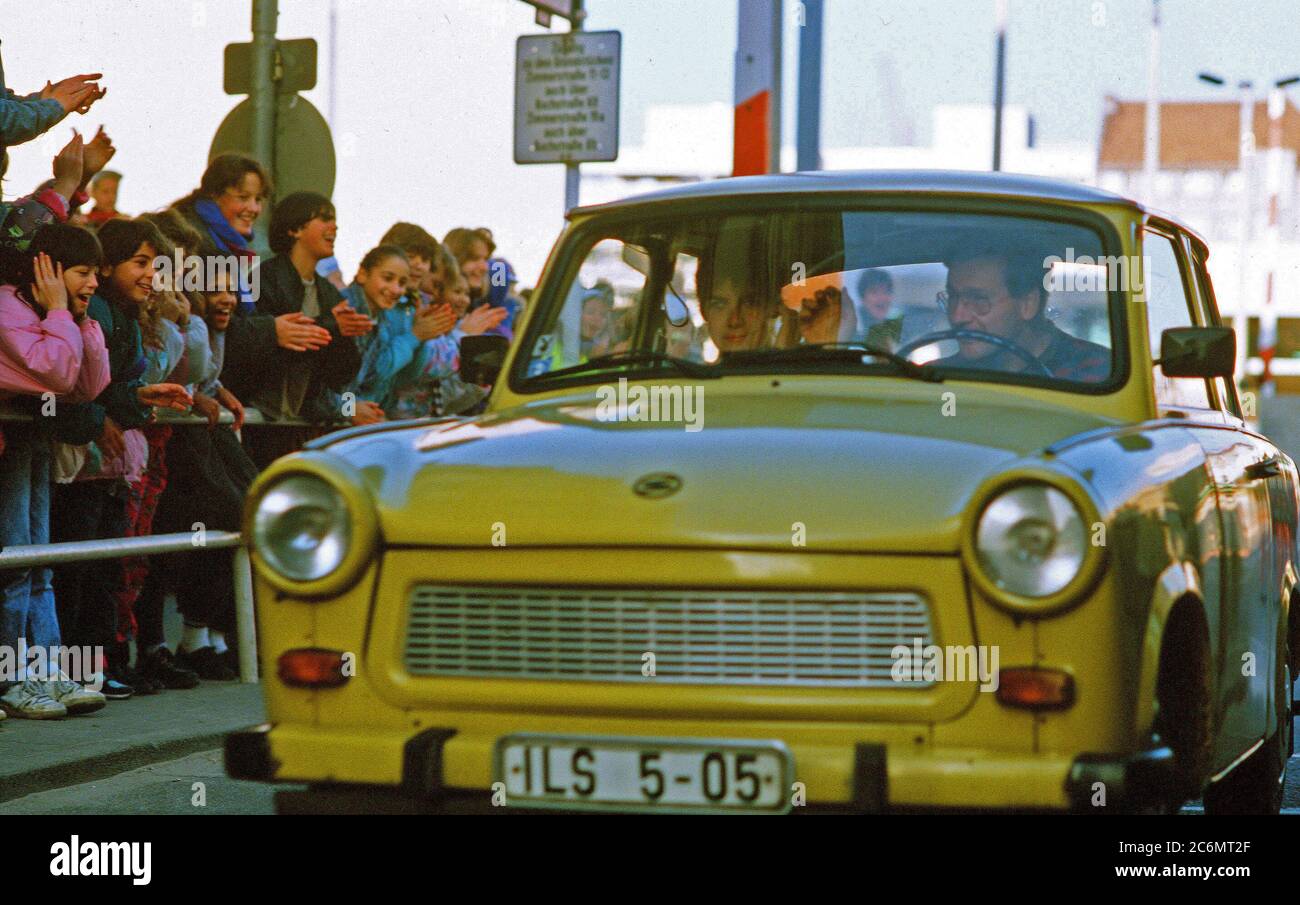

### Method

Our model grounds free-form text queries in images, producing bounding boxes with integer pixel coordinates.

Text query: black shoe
[117,665,160,696]
[176,646,237,682]
[218,647,241,677]
[100,675,134,700]
[139,646,200,690]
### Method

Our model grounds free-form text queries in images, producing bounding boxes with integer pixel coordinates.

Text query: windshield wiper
[537,350,721,380]
[725,343,944,382]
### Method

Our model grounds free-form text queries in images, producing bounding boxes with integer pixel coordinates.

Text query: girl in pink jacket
[0,224,110,720]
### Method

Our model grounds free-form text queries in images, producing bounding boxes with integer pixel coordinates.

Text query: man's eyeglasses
[936,290,996,317]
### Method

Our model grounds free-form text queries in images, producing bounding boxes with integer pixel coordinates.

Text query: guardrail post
[233,546,259,683]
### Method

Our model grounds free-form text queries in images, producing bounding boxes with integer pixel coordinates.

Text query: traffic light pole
[251,0,279,194]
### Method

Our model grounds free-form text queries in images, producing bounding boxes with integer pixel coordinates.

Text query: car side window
[1144,230,1211,410]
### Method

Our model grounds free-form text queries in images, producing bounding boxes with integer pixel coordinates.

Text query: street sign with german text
[514,30,620,164]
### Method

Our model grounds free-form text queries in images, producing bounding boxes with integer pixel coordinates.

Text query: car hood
[321,389,1115,553]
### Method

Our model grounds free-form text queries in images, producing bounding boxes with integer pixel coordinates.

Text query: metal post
[796,0,823,171]
[234,546,259,683]
[1142,0,1160,203]
[251,0,279,187]
[1237,80,1254,382]
[564,0,585,213]
[564,164,580,212]
[327,0,338,126]
[992,0,1007,171]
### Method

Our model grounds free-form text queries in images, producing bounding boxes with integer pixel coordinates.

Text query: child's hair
[97,218,165,270]
[174,154,272,209]
[443,226,496,263]
[138,209,202,257]
[380,222,439,261]
[4,223,103,295]
[268,191,336,255]
[358,244,408,274]
[91,170,122,188]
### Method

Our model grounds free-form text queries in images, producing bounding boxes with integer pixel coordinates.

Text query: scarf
[194,198,258,312]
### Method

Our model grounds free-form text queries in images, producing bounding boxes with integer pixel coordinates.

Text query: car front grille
[403,586,936,687]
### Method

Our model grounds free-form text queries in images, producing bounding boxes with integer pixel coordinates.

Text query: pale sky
[2,0,1297,283]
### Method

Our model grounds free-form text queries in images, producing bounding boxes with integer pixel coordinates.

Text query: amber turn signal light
[996,667,1075,711]
[277,648,350,688]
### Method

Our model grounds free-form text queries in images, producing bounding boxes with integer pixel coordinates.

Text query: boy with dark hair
[236,192,368,467]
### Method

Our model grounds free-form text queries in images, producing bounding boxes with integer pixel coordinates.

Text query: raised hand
[40,74,103,115]
[137,383,193,411]
[331,300,375,338]
[81,126,116,180]
[414,302,456,341]
[51,130,84,197]
[275,312,332,352]
[459,304,509,336]
[29,253,68,312]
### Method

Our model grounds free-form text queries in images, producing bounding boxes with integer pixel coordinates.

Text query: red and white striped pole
[733,0,783,176]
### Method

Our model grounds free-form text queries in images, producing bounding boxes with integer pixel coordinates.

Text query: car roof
[572,169,1203,238]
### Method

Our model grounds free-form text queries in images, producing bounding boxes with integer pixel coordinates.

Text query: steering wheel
[895,328,1053,377]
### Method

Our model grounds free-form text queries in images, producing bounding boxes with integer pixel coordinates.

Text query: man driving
[936,250,1110,382]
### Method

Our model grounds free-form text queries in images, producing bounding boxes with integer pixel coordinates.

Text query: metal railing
[0,404,301,685]
[0,531,257,683]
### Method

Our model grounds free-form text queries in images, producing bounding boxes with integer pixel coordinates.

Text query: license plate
[493,734,794,814]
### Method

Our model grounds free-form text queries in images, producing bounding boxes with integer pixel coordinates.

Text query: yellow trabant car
[227,171,1298,814]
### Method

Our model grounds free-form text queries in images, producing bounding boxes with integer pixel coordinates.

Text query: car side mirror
[1157,326,1235,378]
[459,334,510,385]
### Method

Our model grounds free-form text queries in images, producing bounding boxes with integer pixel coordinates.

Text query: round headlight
[974,483,1087,598]
[252,474,351,581]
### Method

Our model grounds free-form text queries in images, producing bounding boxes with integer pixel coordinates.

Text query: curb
[0,727,244,804]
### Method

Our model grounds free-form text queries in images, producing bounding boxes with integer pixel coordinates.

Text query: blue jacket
[0,40,64,164]
[344,282,421,405]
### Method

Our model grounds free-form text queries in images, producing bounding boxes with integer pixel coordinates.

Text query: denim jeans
[0,424,60,683]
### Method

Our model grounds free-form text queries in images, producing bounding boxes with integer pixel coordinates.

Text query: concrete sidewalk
[0,682,264,803]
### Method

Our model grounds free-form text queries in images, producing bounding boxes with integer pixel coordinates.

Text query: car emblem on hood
[633,473,683,499]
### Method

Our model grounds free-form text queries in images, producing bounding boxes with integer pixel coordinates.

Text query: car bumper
[226,724,1175,814]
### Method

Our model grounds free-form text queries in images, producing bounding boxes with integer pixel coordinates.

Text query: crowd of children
[0,60,526,720]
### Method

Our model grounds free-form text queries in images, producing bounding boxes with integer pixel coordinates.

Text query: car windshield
[517,206,1119,390]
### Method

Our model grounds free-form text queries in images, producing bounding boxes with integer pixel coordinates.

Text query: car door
[1185,234,1296,741]
[1144,225,1275,759]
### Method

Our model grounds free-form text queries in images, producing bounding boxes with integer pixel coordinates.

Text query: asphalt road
[3,719,1300,814]
[0,748,297,815]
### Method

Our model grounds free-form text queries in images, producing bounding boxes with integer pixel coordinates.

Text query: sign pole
[564,0,585,213]
[250,0,279,189]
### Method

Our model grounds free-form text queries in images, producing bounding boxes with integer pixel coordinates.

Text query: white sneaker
[44,671,107,715]
[0,679,68,719]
